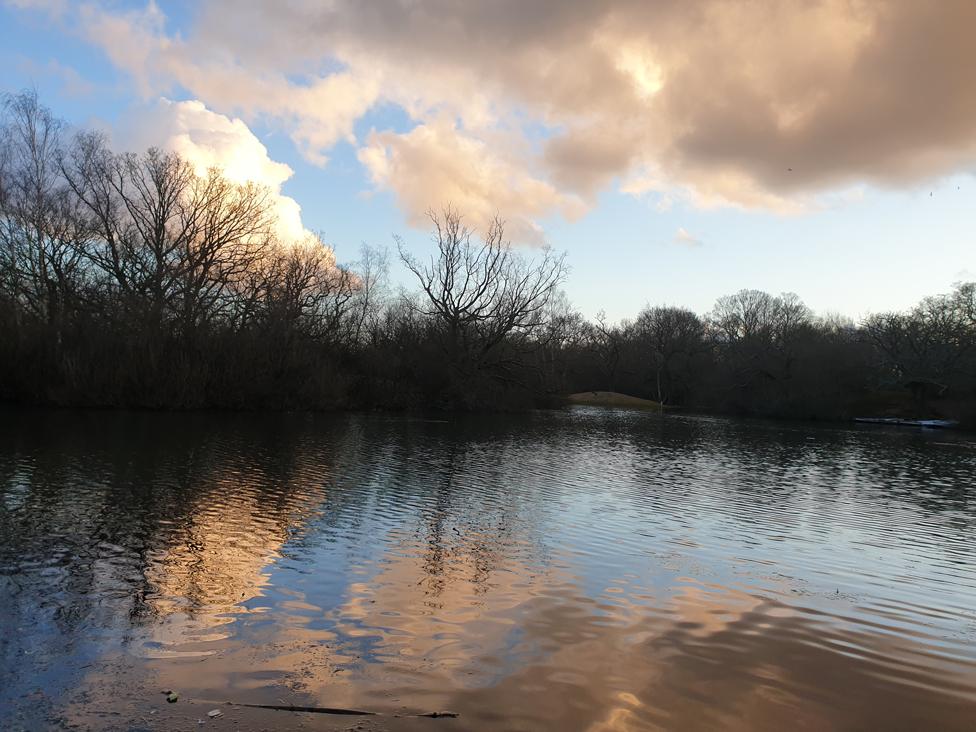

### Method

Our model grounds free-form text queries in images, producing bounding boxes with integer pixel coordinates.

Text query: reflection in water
[1,408,976,730]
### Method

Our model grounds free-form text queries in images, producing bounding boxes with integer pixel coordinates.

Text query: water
[2,408,976,731]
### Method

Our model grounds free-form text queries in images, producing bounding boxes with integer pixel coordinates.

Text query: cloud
[4,0,68,13]
[12,0,976,239]
[116,98,309,243]
[673,227,702,248]
[358,121,586,245]
[15,57,94,98]
[67,1,380,165]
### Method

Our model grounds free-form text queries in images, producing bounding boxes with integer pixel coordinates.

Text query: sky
[1,0,974,322]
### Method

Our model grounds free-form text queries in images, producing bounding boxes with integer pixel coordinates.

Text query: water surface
[2,408,976,730]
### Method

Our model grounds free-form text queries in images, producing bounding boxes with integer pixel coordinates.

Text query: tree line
[2,90,974,423]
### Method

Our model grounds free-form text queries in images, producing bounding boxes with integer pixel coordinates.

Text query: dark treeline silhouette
[2,91,975,423]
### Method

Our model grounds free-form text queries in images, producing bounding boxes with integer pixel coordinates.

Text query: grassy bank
[566,391,664,410]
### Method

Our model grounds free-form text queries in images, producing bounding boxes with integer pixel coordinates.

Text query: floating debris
[222,700,458,719]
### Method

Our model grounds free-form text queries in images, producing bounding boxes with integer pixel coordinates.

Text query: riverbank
[4,385,975,433]
[565,391,664,410]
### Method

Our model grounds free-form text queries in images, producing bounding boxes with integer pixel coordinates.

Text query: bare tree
[399,208,567,378]
[0,90,90,332]
[263,235,357,341]
[864,283,976,385]
[952,282,976,328]
[710,289,810,344]
[64,137,277,332]
[708,289,813,397]
[348,242,389,346]
[630,305,704,404]
[173,170,276,330]
[587,310,623,392]
[537,290,586,391]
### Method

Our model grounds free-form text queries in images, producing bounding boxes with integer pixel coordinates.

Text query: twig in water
[222,701,459,719]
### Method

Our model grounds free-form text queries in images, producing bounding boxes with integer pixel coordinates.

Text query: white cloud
[117,98,309,243]
[15,57,94,98]
[69,1,381,165]
[358,121,586,245]
[673,227,702,248]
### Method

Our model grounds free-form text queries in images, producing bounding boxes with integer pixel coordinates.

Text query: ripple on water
[1,407,975,730]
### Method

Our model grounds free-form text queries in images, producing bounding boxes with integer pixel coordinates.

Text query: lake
[2,408,976,730]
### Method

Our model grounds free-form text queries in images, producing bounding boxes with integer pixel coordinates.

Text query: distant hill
[567,391,663,410]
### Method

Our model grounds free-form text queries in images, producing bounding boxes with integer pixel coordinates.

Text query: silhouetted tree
[586,311,623,393]
[628,306,705,404]
[707,290,813,410]
[536,290,586,393]
[398,208,567,403]
[863,282,976,409]
[63,135,277,332]
[2,90,976,421]
[0,90,90,335]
